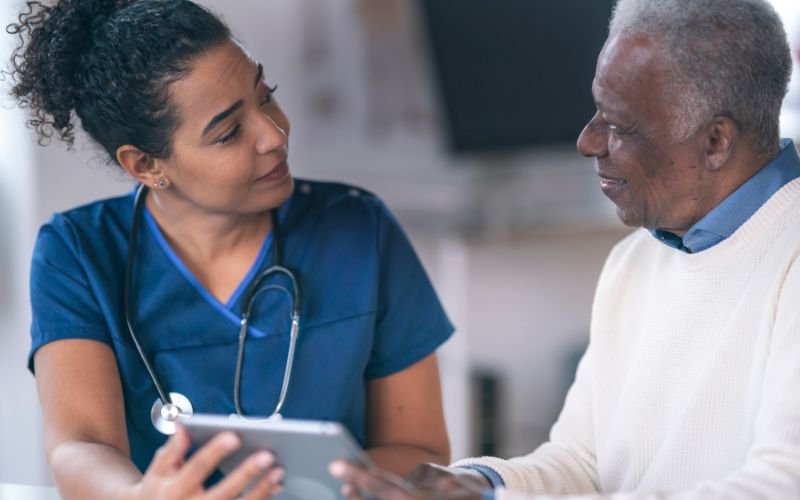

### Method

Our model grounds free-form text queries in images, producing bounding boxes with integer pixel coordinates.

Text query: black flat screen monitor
[419,0,615,153]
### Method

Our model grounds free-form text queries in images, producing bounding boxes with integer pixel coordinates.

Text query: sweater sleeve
[466,258,800,499]
[451,347,599,495]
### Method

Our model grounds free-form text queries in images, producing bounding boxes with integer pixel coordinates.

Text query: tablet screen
[182,414,371,500]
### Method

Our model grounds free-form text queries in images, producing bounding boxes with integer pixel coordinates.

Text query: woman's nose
[255,113,288,155]
[576,112,608,158]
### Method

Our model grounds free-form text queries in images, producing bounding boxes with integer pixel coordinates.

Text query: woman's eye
[260,84,278,106]
[218,124,241,144]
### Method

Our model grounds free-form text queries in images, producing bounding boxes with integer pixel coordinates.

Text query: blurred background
[1,0,798,486]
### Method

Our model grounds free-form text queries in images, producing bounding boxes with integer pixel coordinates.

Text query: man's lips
[597,172,627,193]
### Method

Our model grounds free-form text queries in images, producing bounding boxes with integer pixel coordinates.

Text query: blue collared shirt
[652,139,800,253]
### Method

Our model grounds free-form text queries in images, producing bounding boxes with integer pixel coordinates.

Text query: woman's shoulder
[287,178,390,224]
[47,190,133,224]
[38,190,135,247]
[291,178,380,207]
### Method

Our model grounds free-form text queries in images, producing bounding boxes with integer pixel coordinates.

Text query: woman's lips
[255,160,289,183]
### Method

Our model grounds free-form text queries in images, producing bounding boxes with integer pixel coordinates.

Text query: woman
[8,0,453,498]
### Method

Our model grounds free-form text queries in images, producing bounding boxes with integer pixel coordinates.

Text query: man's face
[576,35,717,235]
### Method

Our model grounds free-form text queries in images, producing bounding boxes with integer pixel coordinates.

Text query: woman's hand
[120,426,284,500]
[329,460,489,499]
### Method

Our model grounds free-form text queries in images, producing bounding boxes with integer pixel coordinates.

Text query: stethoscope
[124,184,302,435]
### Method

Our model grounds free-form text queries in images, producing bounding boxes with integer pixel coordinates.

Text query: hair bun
[6,0,132,145]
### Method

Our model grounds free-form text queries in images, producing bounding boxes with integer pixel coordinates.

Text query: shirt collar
[652,139,800,253]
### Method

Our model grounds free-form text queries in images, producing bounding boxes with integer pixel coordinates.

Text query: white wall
[0,2,131,485]
[0,0,46,484]
[774,0,800,140]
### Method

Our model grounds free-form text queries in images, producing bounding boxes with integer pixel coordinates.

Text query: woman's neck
[145,190,273,264]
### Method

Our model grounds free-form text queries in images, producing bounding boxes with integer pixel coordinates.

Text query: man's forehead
[599,34,662,77]
[593,35,680,127]
[595,36,666,95]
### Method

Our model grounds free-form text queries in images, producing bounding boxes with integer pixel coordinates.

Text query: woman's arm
[35,339,282,500]
[35,339,142,499]
[365,353,450,476]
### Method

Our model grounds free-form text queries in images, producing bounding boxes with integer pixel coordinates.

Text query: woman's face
[155,39,293,215]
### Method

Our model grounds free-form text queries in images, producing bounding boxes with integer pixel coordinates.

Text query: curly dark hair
[6,0,231,160]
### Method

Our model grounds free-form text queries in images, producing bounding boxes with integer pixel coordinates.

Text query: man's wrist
[456,464,504,489]
[451,466,493,489]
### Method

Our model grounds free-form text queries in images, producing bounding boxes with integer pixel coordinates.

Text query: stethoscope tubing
[124,184,302,433]
[125,185,173,406]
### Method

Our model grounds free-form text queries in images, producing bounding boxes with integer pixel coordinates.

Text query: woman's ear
[116,145,170,189]
[704,116,739,171]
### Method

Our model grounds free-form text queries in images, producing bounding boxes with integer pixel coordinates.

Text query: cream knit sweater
[454,179,800,499]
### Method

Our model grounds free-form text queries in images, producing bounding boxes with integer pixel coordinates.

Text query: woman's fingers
[177,430,241,486]
[148,426,192,475]
[206,450,279,500]
[240,465,285,500]
[341,481,360,500]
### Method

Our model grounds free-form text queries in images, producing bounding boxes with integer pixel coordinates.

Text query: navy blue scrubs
[29,179,453,473]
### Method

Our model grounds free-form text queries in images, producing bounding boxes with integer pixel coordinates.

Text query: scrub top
[29,179,454,473]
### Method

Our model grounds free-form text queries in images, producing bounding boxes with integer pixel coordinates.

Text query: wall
[0,0,45,484]
[0,3,132,485]
[775,0,800,140]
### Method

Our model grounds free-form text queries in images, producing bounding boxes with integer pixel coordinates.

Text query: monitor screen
[419,0,615,153]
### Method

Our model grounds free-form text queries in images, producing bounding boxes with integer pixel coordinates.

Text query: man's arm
[491,260,800,500]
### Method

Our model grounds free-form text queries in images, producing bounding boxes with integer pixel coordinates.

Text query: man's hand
[329,461,490,499]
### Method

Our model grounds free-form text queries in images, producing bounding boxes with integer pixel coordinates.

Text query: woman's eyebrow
[202,100,243,137]
[253,63,263,88]
[201,63,264,137]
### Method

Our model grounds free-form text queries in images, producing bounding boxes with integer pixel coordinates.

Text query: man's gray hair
[609,0,792,155]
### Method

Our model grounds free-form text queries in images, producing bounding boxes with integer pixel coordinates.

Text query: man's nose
[576,112,608,158]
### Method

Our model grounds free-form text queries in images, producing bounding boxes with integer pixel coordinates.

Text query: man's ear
[116,145,168,188]
[704,116,739,171]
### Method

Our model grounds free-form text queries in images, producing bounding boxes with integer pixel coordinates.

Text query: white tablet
[182,413,371,500]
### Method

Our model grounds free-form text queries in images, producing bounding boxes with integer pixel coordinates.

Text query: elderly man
[331,0,800,498]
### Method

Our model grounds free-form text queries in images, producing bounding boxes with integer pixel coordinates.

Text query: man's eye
[608,123,632,135]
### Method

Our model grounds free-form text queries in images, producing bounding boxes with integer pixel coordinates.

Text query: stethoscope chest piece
[150,392,194,435]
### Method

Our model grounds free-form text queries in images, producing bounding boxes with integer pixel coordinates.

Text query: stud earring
[155,178,168,189]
